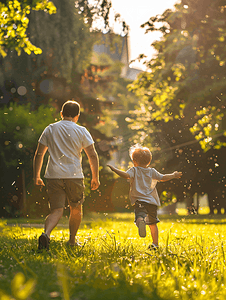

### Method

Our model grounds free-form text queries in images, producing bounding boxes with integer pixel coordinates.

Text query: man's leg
[45,207,64,238]
[69,205,82,245]
[149,223,158,246]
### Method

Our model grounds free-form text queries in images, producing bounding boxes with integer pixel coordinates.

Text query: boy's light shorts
[134,201,160,225]
[46,178,85,211]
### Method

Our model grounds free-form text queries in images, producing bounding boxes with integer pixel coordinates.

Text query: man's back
[39,120,94,178]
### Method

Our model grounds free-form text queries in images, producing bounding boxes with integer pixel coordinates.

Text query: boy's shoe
[38,233,50,250]
[148,243,159,251]
[138,219,146,238]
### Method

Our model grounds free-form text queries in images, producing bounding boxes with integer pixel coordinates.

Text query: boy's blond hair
[129,144,152,167]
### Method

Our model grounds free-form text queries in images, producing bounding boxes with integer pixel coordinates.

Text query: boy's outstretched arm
[107,164,130,179]
[160,171,182,182]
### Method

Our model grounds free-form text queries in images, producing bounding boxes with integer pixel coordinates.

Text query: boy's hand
[107,164,114,170]
[173,171,182,179]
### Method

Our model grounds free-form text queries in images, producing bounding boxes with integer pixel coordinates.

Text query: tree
[0,0,95,110]
[0,0,56,57]
[131,0,226,150]
[0,0,128,58]
[0,102,56,217]
[127,0,226,213]
[0,0,131,215]
[77,42,139,212]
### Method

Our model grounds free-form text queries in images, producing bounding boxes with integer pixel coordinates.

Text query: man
[33,100,100,250]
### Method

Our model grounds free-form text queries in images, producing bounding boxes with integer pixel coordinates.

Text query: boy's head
[129,144,152,167]
[61,100,80,118]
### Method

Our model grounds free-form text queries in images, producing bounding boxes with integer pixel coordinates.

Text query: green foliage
[128,0,226,151]
[0,0,56,57]
[125,0,226,210]
[0,0,128,58]
[26,0,94,80]
[91,52,114,67]
[0,102,55,167]
[0,102,56,217]
[75,0,129,34]
[94,73,139,166]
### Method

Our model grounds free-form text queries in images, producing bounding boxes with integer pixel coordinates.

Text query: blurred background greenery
[0,0,225,219]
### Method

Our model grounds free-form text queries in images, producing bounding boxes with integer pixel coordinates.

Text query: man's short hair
[61,100,80,118]
[129,144,152,166]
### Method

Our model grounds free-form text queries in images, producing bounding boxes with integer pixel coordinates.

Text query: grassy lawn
[0,212,226,299]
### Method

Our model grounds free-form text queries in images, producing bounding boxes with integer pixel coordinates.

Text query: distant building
[93,34,141,81]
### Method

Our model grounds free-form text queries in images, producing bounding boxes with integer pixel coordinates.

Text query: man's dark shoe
[38,233,50,250]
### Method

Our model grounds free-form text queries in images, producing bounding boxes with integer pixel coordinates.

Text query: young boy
[107,144,182,249]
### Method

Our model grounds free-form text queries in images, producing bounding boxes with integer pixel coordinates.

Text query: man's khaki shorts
[46,179,85,211]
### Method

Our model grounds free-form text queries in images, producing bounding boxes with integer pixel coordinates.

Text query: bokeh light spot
[12,195,18,201]
[39,79,53,94]
[17,86,27,96]
[17,142,23,149]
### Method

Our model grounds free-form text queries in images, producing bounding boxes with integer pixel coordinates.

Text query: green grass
[0,213,226,299]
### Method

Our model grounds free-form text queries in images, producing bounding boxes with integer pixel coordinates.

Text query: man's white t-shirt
[38,120,94,179]
[126,166,163,206]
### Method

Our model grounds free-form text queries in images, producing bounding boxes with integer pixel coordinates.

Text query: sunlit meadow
[1,213,226,300]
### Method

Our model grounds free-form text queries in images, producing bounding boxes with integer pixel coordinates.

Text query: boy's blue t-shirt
[126,166,163,206]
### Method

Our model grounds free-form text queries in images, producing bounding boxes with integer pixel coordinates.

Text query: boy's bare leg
[149,224,158,245]
[45,208,64,238]
[69,205,82,245]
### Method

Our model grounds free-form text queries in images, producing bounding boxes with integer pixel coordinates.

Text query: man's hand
[91,178,100,190]
[84,144,100,191]
[34,177,45,191]
[33,143,48,191]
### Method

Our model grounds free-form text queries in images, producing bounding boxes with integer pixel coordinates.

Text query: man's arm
[107,164,130,179]
[160,171,182,182]
[33,142,48,189]
[84,144,100,190]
